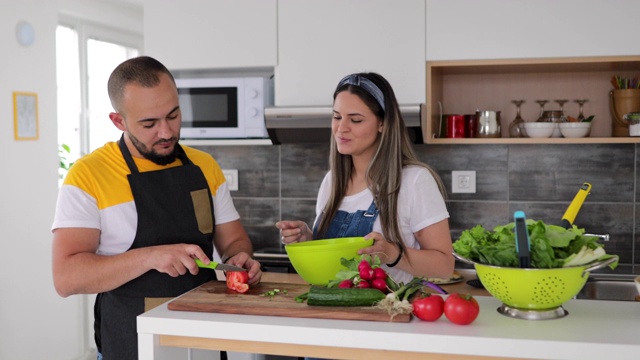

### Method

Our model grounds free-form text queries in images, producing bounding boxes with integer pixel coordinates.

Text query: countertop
[138,271,640,360]
[258,269,490,296]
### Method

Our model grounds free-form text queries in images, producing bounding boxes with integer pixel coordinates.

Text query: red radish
[359,267,375,281]
[371,278,388,292]
[373,268,387,280]
[358,260,371,272]
[356,280,371,288]
[358,259,370,268]
[338,279,353,288]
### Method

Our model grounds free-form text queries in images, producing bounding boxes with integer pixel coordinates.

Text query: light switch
[451,170,476,194]
[222,169,239,191]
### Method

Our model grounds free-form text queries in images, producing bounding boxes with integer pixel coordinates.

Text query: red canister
[446,115,465,138]
[464,114,478,138]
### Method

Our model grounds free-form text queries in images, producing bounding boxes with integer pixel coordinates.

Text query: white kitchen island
[138,286,640,360]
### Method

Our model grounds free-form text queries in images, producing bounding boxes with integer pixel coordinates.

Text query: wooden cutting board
[167,281,410,322]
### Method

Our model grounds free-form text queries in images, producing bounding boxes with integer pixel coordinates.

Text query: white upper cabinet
[143,0,277,70]
[276,0,426,106]
[426,0,640,61]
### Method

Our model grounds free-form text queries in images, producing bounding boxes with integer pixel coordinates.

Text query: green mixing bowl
[285,237,373,285]
[454,252,618,310]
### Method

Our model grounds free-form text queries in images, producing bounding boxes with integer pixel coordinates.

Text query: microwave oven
[175,76,273,139]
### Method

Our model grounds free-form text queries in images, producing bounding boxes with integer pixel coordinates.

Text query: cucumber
[306,286,386,307]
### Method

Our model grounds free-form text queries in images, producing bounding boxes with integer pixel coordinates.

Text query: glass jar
[536,110,566,137]
[624,112,640,136]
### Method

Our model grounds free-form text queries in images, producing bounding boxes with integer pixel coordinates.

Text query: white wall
[0,1,82,359]
[0,1,142,360]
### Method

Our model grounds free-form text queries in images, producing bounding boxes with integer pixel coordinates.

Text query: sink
[576,274,639,301]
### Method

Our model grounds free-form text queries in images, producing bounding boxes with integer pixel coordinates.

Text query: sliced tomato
[226,271,249,293]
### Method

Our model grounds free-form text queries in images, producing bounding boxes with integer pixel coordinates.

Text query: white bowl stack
[520,123,557,138]
[559,123,592,138]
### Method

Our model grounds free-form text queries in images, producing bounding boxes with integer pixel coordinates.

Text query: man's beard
[129,133,179,165]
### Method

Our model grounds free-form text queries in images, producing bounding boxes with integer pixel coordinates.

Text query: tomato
[412,293,444,321]
[226,271,249,293]
[443,293,479,325]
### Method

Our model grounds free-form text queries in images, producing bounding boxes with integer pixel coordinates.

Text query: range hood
[265,105,424,144]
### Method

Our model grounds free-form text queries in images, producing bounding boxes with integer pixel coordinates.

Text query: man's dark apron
[94,137,216,359]
[313,201,379,239]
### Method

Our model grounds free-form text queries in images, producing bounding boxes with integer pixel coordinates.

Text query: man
[52,56,262,359]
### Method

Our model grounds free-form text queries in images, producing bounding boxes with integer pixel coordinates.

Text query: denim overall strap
[313,201,379,239]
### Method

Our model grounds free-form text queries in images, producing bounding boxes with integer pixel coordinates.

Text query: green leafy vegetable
[453,219,617,269]
[582,115,594,123]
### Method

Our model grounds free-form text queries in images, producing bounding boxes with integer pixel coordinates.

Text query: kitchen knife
[559,182,592,229]
[195,259,246,272]
[514,210,530,268]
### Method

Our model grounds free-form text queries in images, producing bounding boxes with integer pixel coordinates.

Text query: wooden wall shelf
[426,136,640,145]
[423,56,640,144]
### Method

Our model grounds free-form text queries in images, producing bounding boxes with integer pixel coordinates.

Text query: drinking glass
[508,100,525,138]
[574,99,589,121]
[535,100,548,122]
[554,99,569,114]
[554,99,569,124]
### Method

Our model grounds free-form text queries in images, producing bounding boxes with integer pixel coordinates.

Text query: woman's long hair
[316,73,446,257]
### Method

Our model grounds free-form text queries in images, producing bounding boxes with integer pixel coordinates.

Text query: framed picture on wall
[13,91,39,140]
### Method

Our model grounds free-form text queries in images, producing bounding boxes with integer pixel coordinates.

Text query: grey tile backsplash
[195,142,639,274]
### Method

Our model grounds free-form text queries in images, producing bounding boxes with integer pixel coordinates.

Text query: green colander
[454,252,619,310]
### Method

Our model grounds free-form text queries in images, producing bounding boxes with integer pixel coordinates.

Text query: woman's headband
[337,74,386,111]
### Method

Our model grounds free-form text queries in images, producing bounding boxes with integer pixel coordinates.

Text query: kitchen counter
[259,269,490,297]
[137,271,640,360]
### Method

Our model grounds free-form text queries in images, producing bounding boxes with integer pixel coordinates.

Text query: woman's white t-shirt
[314,165,449,283]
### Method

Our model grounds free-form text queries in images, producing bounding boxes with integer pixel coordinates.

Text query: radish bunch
[331,255,390,293]
[326,255,449,318]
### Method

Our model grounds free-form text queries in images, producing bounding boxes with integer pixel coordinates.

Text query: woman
[276,72,454,283]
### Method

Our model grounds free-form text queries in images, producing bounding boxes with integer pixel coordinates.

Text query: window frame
[57,15,142,156]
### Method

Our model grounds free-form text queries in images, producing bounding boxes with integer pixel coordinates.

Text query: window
[56,19,141,169]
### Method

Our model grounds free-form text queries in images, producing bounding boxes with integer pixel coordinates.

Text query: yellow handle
[561,182,592,226]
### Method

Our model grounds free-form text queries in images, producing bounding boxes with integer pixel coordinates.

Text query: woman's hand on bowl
[359,232,401,265]
[276,220,313,244]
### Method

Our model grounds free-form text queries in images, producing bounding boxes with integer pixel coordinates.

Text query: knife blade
[194,259,246,272]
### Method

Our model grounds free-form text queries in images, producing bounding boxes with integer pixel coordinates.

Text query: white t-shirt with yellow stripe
[51,142,239,256]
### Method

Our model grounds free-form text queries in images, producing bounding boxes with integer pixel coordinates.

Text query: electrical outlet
[222,169,239,191]
[451,170,476,193]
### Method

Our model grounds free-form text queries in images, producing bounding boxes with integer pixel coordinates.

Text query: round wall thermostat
[16,21,35,47]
